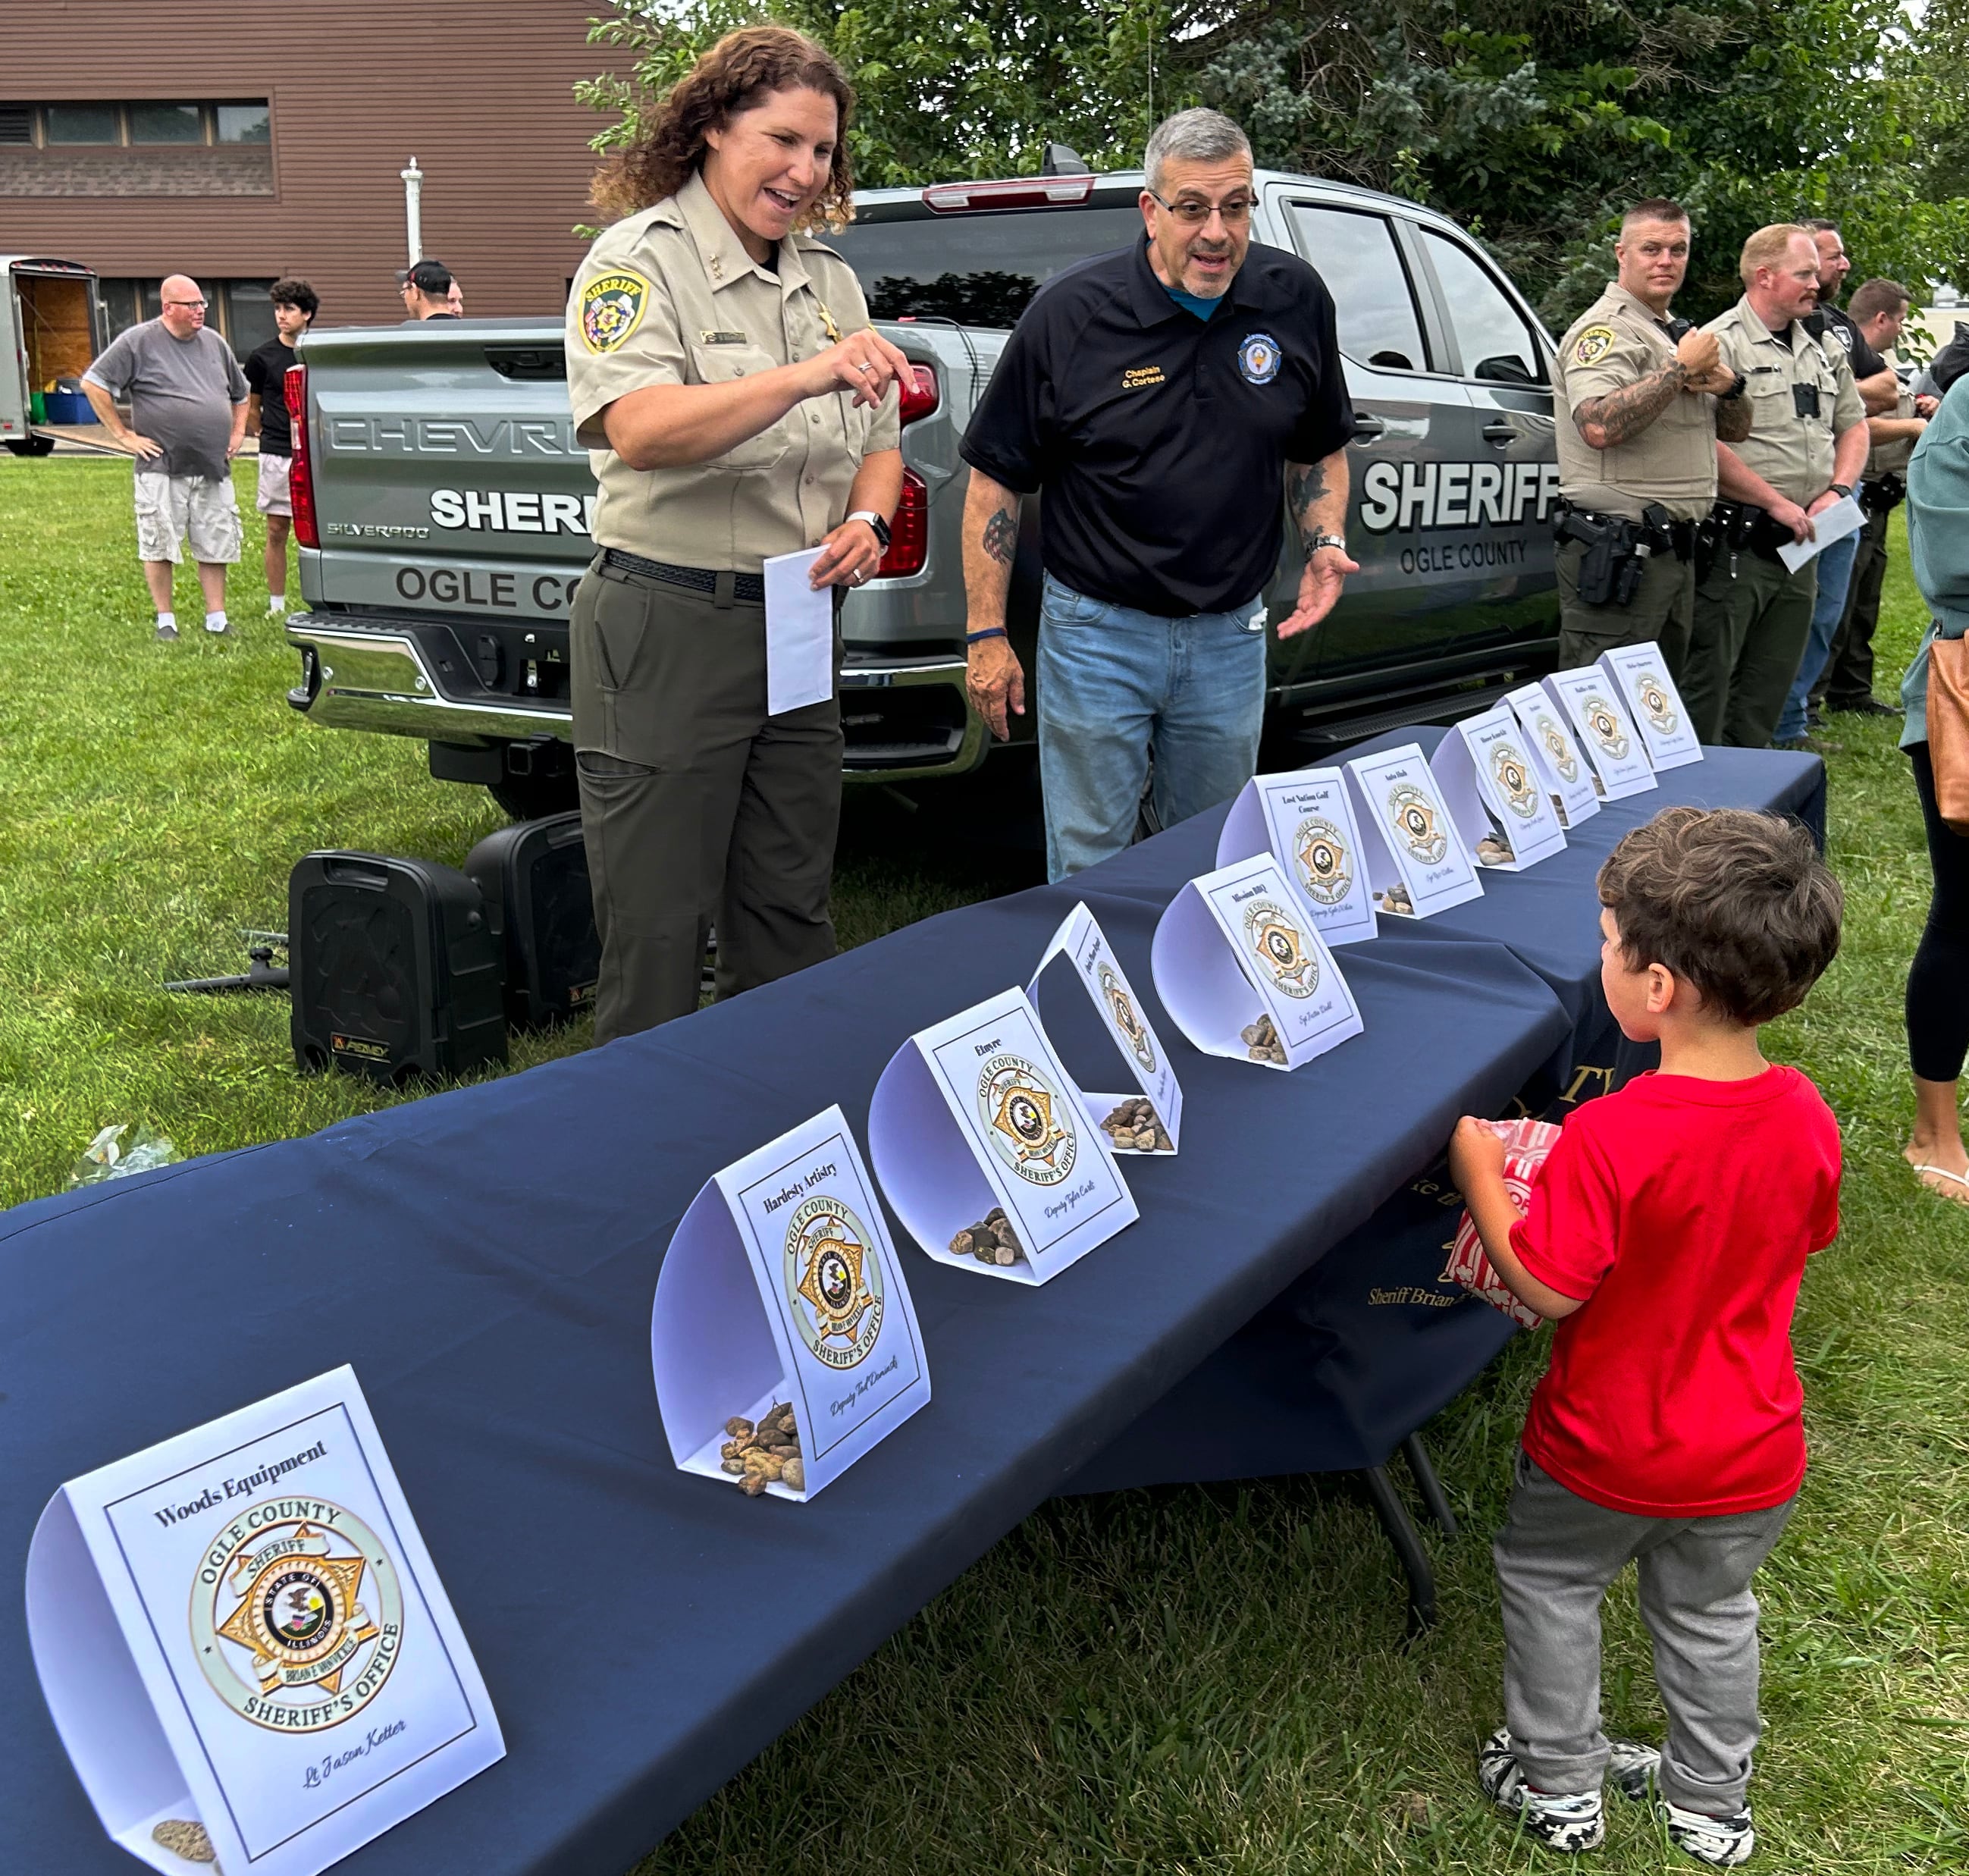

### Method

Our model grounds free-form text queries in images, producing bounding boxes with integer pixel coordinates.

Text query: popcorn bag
[1443,1117,1563,1330]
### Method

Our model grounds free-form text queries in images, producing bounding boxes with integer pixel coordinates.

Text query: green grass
[3,457,1963,1873]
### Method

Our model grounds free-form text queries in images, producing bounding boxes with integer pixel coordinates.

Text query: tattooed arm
[1278,447,1359,639]
[961,466,1027,740]
[1574,363,1688,449]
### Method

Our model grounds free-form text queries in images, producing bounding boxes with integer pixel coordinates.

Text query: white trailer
[1,256,105,456]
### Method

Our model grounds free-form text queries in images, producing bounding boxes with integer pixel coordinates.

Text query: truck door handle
[1350,411,1387,441]
[1481,420,1516,446]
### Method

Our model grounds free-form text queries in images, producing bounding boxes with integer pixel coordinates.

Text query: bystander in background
[243,278,318,618]
[399,259,457,321]
[80,274,248,642]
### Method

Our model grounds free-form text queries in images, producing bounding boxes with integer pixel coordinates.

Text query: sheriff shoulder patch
[1572,324,1618,367]
[581,271,651,354]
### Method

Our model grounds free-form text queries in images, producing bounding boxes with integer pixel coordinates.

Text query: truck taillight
[284,363,318,550]
[898,363,939,426]
[876,471,927,579]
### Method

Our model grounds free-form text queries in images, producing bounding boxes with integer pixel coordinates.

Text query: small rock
[781,1456,804,1492]
[740,1472,767,1496]
[725,1416,753,1438]
[152,1821,216,1865]
[1475,833,1515,867]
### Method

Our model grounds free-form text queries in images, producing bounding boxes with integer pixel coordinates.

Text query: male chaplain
[959,108,1354,881]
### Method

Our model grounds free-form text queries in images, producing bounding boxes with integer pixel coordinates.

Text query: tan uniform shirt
[566,171,900,571]
[1705,296,1864,507]
[1554,282,1719,522]
[1867,350,1917,478]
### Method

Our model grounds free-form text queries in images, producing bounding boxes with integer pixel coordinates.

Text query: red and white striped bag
[1441,1116,1563,1330]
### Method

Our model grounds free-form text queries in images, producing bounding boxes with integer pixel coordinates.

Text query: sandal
[1909,1159,1969,1205]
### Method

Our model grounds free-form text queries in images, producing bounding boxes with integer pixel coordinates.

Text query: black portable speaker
[462,812,601,1029]
[289,852,508,1084]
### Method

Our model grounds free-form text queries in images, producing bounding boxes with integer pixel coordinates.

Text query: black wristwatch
[1829,482,1854,500]
[847,508,892,550]
[1718,371,1748,403]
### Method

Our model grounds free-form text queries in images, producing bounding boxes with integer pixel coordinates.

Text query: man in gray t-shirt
[82,274,249,641]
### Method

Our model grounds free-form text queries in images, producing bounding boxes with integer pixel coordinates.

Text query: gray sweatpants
[1494,1449,1795,1815]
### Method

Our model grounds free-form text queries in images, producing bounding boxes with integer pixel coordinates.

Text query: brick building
[2,0,629,356]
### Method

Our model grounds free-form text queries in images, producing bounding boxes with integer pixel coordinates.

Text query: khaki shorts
[134,472,242,565]
[255,453,293,516]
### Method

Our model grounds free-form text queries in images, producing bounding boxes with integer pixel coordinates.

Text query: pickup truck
[284,165,1566,820]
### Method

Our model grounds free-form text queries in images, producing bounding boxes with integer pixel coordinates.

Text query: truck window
[829,205,1145,327]
[1419,229,1547,385]
[1282,203,1431,373]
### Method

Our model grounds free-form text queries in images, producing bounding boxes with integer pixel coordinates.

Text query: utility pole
[401,157,425,267]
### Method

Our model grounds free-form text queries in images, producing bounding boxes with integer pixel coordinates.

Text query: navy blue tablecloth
[5,871,1569,1874]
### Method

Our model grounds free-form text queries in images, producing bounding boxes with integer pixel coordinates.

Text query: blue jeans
[1036,573,1267,881]
[1775,529,1860,742]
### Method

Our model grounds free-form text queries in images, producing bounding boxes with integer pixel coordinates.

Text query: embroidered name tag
[1122,365,1165,390]
[700,330,749,346]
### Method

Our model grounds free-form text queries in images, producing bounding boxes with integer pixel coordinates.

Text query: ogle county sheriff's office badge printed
[1581,691,1631,761]
[1491,742,1541,821]
[977,1054,1077,1185]
[1387,783,1449,865]
[1293,814,1353,906]
[1243,900,1322,999]
[190,1500,403,1731]
[1536,712,1581,784]
[783,1194,885,1369]
[580,271,650,354]
[1237,331,1282,385]
[1572,324,1617,366]
[1099,963,1157,1074]
[1634,670,1679,736]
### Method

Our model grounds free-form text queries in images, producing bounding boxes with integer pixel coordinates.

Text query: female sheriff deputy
[566,26,908,1041]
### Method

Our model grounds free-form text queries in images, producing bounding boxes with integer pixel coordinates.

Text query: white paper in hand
[763,545,833,715]
[26,1367,503,1876]
[1776,493,1864,572]
[1030,902,1184,1152]
[654,1105,930,1501]
[1215,768,1378,946]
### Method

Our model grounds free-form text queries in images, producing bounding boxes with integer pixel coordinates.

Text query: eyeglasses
[1147,190,1256,226]
[164,298,207,309]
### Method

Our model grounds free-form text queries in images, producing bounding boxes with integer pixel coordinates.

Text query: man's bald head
[158,276,208,340]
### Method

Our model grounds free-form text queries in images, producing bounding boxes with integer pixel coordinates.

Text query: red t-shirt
[1511,1065,1841,1517]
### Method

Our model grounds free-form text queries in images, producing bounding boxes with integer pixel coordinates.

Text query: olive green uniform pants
[1813,501,1892,713]
[1682,551,1818,748]
[569,557,842,1045]
[1555,538,1697,679]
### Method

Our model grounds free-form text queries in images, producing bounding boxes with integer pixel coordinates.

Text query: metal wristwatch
[1306,533,1348,554]
[848,509,892,550]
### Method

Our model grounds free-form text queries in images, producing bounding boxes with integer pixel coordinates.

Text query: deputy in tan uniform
[1683,224,1867,748]
[565,26,907,1042]
[1551,199,1748,675]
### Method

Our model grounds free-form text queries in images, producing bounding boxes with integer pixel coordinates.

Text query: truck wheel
[5,435,58,457]
[487,770,580,821]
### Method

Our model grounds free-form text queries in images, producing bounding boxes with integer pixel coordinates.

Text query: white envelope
[869,986,1137,1285]
[1544,667,1658,801]
[1343,742,1485,918]
[1503,680,1603,830]
[1151,853,1365,1071]
[1028,902,1185,1153]
[653,1104,930,1501]
[26,1368,503,1876]
[1776,491,1864,572]
[1599,641,1702,770]
[1432,704,1569,872]
[1215,767,1378,946]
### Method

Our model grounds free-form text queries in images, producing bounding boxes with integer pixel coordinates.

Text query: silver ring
[852,361,871,373]
[852,570,866,583]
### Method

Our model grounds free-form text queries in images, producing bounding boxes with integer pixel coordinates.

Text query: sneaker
[1607,1740,1660,1803]
[1478,1728,1606,1852]
[1829,697,1900,718]
[1658,1797,1755,1866]
[205,617,232,636]
[155,620,179,642]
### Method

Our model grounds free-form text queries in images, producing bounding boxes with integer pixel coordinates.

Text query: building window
[129,102,203,144]
[43,104,121,145]
[215,103,271,144]
[3,100,271,148]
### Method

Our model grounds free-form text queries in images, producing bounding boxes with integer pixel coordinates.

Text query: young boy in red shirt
[1450,806,1843,1865]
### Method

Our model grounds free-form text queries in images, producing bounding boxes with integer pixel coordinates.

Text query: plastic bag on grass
[67,1123,180,1188]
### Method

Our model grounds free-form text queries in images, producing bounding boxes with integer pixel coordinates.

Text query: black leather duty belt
[599,546,765,604]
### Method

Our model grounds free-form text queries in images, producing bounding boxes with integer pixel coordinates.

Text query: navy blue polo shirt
[959,237,1351,618]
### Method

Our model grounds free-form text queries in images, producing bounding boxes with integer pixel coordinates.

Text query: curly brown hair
[591,25,855,231]
[1597,806,1842,1027]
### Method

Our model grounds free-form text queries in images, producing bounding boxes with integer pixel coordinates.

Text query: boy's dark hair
[1597,807,1842,1027]
[269,278,318,321]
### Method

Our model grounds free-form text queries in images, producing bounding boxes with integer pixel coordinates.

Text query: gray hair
[1144,108,1252,193]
